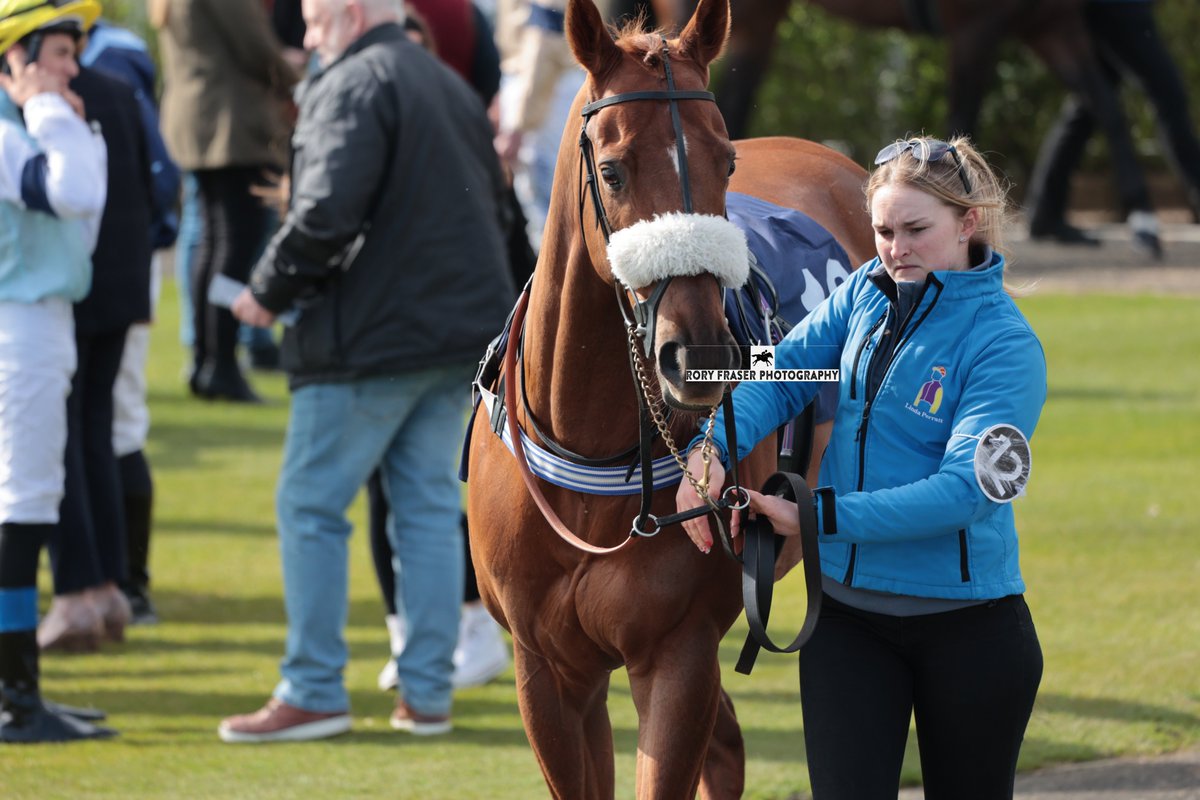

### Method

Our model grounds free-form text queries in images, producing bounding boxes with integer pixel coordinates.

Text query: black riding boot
[193,305,260,403]
[0,631,116,743]
[119,451,157,624]
[0,522,115,743]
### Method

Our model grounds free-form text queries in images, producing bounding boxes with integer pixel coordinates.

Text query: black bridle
[571,36,748,543]
[577,36,717,363]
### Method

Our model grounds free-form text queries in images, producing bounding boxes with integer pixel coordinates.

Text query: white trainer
[376,614,405,692]
[452,603,509,689]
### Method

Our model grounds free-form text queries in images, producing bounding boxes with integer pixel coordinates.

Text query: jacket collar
[306,21,406,85]
[866,248,1005,303]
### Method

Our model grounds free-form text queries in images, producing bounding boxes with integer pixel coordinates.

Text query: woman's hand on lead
[676,447,724,554]
[730,489,802,539]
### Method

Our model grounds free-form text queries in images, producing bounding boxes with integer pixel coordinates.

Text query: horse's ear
[677,0,730,70]
[566,0,623,79]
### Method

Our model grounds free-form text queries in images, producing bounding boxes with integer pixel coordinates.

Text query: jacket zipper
[849,313,887,401]
[958,530,971,582]
[844,281,943,585]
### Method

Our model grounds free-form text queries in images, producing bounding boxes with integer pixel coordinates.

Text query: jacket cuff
[814,487,837,536]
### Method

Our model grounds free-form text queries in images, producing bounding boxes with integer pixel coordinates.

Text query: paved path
[1005,220,1200,295]
[898,748,1200,799]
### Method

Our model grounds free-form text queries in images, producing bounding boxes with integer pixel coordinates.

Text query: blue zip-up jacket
[704,251,1046,599]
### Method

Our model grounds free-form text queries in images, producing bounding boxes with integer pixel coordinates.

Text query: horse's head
[566,0,745,411]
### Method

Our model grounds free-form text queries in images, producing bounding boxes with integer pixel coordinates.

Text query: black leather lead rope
[734,471,823,675]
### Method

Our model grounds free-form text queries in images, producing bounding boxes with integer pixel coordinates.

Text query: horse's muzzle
[657,336,740,409]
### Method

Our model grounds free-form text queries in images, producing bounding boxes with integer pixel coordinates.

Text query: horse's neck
[521,249,644,457]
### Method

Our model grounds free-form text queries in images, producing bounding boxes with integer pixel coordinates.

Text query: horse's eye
[600,164,623,189]
[727,158,737,177]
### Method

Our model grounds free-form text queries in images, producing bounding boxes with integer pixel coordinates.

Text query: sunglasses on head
[874,139,973,196]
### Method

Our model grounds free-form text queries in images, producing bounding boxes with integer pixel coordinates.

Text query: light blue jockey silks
[0,94,93,304]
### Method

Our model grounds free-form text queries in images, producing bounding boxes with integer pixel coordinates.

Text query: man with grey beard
[221,0,513,743]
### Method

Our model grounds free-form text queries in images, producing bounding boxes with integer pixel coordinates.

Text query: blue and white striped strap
[480,387,684,496]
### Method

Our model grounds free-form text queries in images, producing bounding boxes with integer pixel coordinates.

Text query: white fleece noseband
[606,213,750,290]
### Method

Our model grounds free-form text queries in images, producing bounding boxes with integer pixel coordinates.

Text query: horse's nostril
[659,341,682,382]
[719,337,741,371]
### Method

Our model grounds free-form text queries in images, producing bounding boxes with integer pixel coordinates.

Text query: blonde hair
[867,135,1011,258]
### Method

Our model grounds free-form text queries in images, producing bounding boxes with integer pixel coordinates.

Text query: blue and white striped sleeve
[19,93,107,228]
[0,117,39,207]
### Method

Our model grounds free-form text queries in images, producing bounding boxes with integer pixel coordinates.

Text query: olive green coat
[155,0,297,171]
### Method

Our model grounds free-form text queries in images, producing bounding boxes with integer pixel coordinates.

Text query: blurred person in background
[81,16,179,625]
[38,54,158,655]
[0,0,112,742]
[367,0,514,698]
[220,0,512,743]
[151,0,297,402]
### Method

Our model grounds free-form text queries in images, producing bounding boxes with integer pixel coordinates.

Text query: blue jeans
[272,366,471,715]
[174,174,200,348]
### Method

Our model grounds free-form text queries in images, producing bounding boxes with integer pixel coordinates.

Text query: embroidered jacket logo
[914,366,947,414]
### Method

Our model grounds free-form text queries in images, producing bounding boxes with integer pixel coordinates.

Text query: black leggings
[799,593,1042,800]
[190,167,272,374]
[49,328,129,594]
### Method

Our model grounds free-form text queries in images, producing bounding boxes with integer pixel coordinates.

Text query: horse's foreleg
[714,0,791,140]
[1025,25,1152,219]
[627,647,734,799]
[944,21,1003,136]
[700,688,745,800]
[513,640,615,800]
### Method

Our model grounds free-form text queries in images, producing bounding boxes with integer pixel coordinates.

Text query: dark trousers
[799,593,1043,800]
[118,451,154,592]
[49,328,129,593]
[366,470,480,616]
[191,166,272,377]
[1028,2,1200,225]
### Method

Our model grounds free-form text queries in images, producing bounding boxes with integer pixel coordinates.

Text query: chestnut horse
[466,0,871,797]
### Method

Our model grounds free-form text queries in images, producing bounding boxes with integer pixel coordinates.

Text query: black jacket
[70,66,153,335]
[250,23,514,388]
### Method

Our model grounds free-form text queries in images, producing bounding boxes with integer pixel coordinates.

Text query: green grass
[2,290,1197,799]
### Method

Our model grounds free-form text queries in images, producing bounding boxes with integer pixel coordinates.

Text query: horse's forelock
[612,12,653,43]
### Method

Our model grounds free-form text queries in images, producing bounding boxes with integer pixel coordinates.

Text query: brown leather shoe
[218,698,351,743]
[37,593,103,653]
[390,699,451,736]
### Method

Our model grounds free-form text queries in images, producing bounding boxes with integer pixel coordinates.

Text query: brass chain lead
[628,326,720,508]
